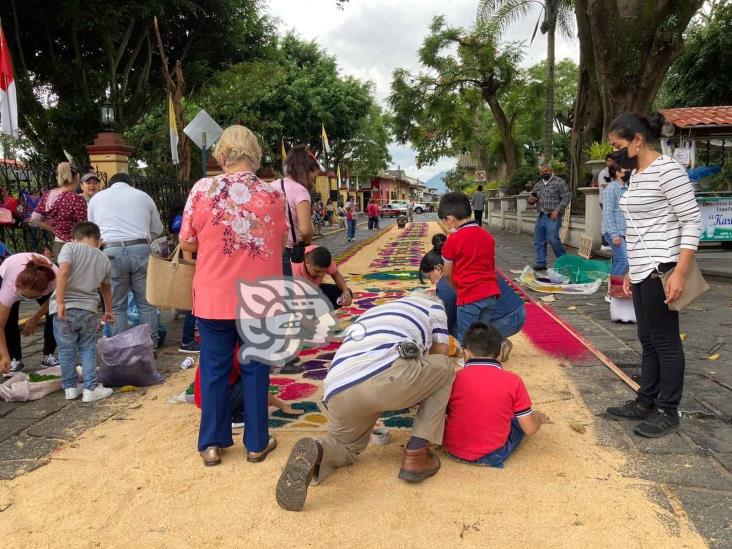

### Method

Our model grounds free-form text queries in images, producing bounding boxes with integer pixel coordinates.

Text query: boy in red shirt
[438,192,500,343]
[443,322,552,467]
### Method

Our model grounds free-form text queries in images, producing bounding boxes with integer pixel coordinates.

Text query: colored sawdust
[522,303,591,361]
[0,221,706,548]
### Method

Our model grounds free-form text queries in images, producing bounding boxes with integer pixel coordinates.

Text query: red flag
[0,25,18,137]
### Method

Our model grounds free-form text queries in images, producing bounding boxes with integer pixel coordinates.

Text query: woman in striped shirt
[605,112,702,438]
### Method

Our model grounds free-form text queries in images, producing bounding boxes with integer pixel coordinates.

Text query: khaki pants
[315,354,455,484]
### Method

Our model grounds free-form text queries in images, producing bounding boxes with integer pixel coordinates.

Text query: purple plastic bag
[97,324,164,387]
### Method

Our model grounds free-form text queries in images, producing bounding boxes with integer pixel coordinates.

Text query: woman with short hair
[180,125,287,466]
[30,162,87,259]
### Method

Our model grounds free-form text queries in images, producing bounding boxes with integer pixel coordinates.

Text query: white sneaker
[65,385,83,400]
[3,359,23,377]
[231,421,245,429]
[604,295,612,303]
[82,384,113,403]
[40,354,60,368]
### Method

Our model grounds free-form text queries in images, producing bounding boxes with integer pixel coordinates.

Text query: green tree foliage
[390,17,523,172]
[127,35,390,180]
[657,2,732,108]
[0,0,271,163]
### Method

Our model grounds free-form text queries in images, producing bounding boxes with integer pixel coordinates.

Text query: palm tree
[479,0,575,161]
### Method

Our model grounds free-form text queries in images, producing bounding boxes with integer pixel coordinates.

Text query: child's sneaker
[178,341,201,354]
[3,359,24,377]
[40,354,60,368]
[65,385,83,400]
[82,384,113,403]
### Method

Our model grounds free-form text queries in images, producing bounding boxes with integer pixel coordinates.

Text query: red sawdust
[522,303,590,360]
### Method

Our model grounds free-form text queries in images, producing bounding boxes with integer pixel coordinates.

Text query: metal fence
[0,160,191,254]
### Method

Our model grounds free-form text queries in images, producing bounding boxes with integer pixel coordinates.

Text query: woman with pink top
[280,145,316,276]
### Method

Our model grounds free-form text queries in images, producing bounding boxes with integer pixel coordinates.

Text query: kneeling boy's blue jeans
[53,310,99,390]
[450,418,525,468]
[456,296,497,344]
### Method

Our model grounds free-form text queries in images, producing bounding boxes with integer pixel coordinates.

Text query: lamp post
[100,101,115,130]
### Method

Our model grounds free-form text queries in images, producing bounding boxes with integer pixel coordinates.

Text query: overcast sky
[266,0,579,182]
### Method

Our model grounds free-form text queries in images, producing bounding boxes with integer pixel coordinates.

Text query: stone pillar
[498,188,509,230]
[516,192,529,235]
[86,132,134,184]
[579,187,602,248]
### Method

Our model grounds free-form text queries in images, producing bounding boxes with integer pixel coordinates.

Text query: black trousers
[473,210,483,226]
[5,296,56,361]
[632,265,685,411]
[319,283,350,310]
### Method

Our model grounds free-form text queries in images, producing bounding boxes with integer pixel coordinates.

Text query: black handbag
[281,179,307,263]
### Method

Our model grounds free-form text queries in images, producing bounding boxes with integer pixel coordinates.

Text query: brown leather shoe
[247,436,277,463]
[398,445,441,482]
[200,446,221,466]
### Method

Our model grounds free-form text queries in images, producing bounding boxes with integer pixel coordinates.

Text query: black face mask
[541,173,552,181]
[610,147,638,171]
[621,172,631,183]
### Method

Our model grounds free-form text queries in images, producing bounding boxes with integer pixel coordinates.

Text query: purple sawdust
[303,369,328,380]
[300,360,330,370]
[315,352,335,360]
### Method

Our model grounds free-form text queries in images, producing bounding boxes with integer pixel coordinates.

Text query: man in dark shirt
[528,163,571,271]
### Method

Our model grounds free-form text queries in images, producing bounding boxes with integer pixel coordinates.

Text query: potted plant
[585,141,613,187]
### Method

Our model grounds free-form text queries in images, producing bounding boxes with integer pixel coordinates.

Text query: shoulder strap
[624,185,663,278]
[280,178,298,246]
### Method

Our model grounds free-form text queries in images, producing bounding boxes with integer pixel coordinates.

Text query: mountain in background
[425,171,448,193]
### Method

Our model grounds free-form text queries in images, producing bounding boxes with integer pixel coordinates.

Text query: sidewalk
[489,227,732,547]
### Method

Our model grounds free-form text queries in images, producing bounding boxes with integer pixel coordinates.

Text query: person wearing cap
[87,172,163,345]
[80,173,101,203]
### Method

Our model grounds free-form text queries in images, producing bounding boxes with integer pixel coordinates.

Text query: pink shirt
[31,189,87,242]
[180,172,287,320]
[291,245,338,285]
[0,253,58,307]
[280,177,311,248]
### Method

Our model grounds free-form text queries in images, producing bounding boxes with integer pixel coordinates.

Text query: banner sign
[699,197,732,241]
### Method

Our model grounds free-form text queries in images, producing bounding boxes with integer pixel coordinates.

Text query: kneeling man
[276,292,455,511]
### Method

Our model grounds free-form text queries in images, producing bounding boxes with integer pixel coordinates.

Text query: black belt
[103,238,149,249]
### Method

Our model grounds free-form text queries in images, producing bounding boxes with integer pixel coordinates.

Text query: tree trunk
[584,0,704,135]
[543,2,557,161]
[482,91,518,173]
[571,0,702,190]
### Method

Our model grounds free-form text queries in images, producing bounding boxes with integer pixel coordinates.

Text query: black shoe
[532,264,547,271]
[280,358,304,375]
[633,409,680,438]
[606,400,654,421]
[276,438,320,512]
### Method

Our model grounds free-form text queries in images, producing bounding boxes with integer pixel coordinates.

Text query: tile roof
[661,106,732,128]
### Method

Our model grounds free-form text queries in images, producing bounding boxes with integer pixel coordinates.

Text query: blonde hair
[56,162,78,187]
[213,125,262,171]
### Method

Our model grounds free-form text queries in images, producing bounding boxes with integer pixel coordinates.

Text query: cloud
[265,0,579,181]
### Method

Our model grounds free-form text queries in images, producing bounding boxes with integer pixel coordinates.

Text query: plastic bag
[97,324,164,387]
[0,366,64,402]
[102,291,167,347]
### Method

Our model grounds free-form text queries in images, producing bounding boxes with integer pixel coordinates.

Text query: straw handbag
[146,245,195,310]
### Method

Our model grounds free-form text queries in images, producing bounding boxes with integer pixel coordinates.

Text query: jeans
[53,309,99,390]
[473,210,483,226]
[456,296,498,344]
[197,318,270,452]
[603,232,629,276]
[181,311,196,345]
[490,307,526,340]
[534,213,566,268]
[105,243,158,346]
[347,219,357,240]
[282,247,292,277]
[632,265,685,411]
[450,418,525,468]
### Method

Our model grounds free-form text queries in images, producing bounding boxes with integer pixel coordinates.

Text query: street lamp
[100,101,115,129]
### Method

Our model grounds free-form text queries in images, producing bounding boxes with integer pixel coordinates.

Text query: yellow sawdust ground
[0,223,705,548]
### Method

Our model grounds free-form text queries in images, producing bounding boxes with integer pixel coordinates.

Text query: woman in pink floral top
[30,162,87,259]
[180,125,286,467]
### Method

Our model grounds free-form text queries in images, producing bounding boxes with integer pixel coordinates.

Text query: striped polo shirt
[323,295,449,402]
[620,155,702,284]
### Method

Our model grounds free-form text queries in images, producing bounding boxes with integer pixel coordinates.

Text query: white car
[411,202,429,214]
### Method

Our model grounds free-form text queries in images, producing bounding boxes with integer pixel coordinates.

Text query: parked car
[380,202,408,218]
[411,202,429,214]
